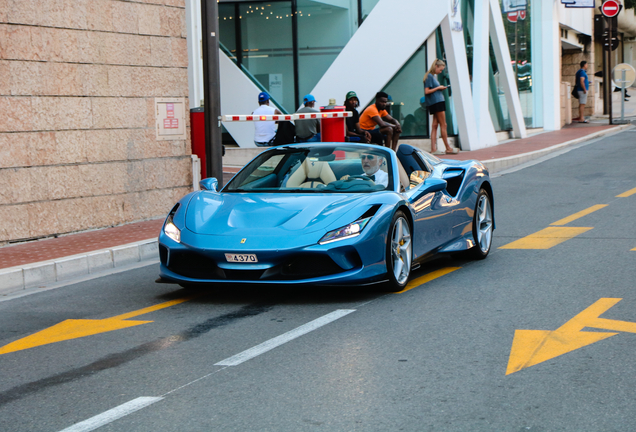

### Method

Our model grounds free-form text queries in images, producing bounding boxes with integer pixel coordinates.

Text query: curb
[0,239,159,296]
[481,124,633,174]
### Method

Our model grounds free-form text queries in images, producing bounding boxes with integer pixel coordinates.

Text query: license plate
[225,253,258,263]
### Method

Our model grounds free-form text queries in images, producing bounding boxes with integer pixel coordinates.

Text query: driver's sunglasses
[360,155,375,160]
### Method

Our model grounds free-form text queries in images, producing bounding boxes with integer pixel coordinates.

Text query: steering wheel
[344,175,374,182]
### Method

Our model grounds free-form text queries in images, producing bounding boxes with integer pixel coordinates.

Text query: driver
[340,153,388,187]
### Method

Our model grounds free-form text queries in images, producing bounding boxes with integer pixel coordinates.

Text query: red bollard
[320,101,346,142]
[190,107,206,178]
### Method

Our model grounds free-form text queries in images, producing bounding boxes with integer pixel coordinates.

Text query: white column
[186,0,204,109]
[472,0,499,147]
[440,15,480,151]
[536,0,561,131]
[489,0,528,138]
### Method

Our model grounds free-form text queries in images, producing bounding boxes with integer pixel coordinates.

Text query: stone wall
[0,0,192,245]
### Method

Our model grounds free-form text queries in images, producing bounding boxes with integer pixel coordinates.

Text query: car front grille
[165,249,355,281]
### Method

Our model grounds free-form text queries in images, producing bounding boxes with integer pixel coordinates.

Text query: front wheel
[468,189,493,259]
[384,211,412,292]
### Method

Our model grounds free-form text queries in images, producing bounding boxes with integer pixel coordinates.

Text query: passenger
[295,94,321,142]
[343,91,371,143]
[252,92,282,147]
[359,91,402,151]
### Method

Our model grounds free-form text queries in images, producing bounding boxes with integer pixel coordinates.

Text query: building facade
[0,0,192,245]
[187,0,635,148]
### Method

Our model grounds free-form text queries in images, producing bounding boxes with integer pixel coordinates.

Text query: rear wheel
[469,189,493,259]
[384,211,412,292]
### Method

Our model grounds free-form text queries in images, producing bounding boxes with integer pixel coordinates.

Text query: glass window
[218,4,237,61]
[380,43,429,138]
[297,0,359,107]
[225,145,393,192]
[227,2,296,112]
[499,0,534,127]
[360,0,381,22]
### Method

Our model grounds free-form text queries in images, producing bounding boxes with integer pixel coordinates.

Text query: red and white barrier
[222,111,352,122]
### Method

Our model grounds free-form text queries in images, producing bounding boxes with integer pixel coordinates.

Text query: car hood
[184,192,369,236]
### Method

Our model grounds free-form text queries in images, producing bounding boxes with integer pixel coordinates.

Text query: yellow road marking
[396,267,461,294]
[632,247,636,251]
[550,204,607,226]
[111,297,192,320]
[617,187,636,198]
[507,298,636,375]
[499,227,592,250]
[0,297,194,356]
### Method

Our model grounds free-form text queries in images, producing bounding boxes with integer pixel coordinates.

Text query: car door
[403,174,450,258]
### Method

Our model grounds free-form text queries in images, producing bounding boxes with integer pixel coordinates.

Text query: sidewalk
[1,120,632,296]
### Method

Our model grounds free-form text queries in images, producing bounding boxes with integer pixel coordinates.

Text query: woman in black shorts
[423,59,456,154]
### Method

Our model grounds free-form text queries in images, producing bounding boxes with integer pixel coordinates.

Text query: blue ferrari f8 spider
[158,143,494,291]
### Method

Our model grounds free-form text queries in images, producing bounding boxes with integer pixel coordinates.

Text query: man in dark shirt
[343,91,371,143]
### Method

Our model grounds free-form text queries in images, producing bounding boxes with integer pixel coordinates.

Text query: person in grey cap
[295,94,321,142]
[344,91,371,143]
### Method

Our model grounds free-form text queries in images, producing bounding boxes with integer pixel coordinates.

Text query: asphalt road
[1,129,635,431]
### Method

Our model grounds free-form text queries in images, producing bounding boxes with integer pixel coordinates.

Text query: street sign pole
[608,15,612,125]
[620,69,626,122]
[201,0,224,185]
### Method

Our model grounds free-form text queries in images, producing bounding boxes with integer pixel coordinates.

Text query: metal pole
[602,25,608,115]
[620,69,626,122]
[608,16,613,125]
[201,0,224,185]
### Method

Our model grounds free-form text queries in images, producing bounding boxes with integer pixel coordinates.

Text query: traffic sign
[612,63,636,89]
[601,0,621,18]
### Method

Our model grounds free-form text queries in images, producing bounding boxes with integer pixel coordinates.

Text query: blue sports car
[157,143,494,292]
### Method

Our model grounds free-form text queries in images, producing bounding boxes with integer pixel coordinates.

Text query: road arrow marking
[0,297,192,355]
[506,298,636,375]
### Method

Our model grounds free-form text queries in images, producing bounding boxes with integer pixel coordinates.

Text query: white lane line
[215,309,356,366]
[58,397,163,432]
[57,310,354,431]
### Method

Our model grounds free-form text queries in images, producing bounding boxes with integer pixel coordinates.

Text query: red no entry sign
[601,0,620,18]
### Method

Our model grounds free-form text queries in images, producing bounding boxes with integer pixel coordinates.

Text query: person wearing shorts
[359,92,402,150]
[423,59,456,154]
[575,61,589,123]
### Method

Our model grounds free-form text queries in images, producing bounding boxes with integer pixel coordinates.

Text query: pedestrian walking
[423,59,457,154]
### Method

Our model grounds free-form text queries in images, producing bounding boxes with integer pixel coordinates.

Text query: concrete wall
[0,0,192,245]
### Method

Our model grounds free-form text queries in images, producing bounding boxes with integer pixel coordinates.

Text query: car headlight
[319,217,372,245]
[164,217,181,243]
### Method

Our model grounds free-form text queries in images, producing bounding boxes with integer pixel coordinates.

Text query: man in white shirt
[360,153,388,187]
[252,92,282,146]
[339,153,388,187]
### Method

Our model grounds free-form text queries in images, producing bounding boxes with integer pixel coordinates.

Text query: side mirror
[411,177,446,199]
[199,177,219,192]
[420,178,447,194]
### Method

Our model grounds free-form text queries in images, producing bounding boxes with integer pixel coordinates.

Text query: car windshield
[224,145,394,193]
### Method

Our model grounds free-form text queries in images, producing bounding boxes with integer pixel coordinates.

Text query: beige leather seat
[286,158,337,188]
[396,160,410,192]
